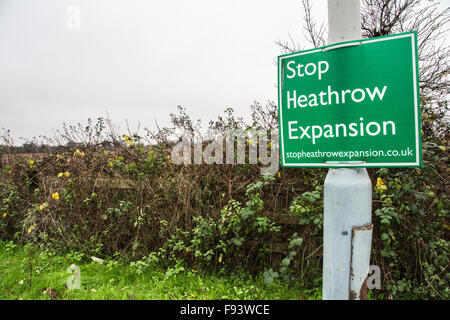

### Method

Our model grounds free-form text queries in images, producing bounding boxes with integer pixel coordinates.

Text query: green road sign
[277,32,421,168]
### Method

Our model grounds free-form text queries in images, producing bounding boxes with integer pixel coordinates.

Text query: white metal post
[323,0,373,300]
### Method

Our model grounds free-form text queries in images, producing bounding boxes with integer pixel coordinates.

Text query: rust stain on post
[359,277,368,300]
[352,224,374,233]
[349,224,373,300]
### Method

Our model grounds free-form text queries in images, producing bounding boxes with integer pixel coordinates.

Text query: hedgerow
[0,102,448,299]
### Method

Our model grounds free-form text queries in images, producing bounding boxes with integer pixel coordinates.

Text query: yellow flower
[39,205,44,211]
[109,162,114,167]
[64,171,70,178]
[27,227,32,234]
[2,213,6,218]
[58,172,63,178]
[73,149,85,157]
[29,160,34,165]
[277,171,281,178]
[218,253,223,263]
[52,192,60,200]
[376,177,387,193]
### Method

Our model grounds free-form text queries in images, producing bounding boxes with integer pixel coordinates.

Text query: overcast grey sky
[0,0,448,143]
[0,0,330,142]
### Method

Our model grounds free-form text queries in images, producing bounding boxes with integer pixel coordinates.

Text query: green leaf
[281,258,291,267]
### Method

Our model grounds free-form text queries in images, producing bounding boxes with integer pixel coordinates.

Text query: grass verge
[0,241,320,300]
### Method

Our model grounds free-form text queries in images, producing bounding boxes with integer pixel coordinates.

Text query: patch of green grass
[0,241,320,300]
